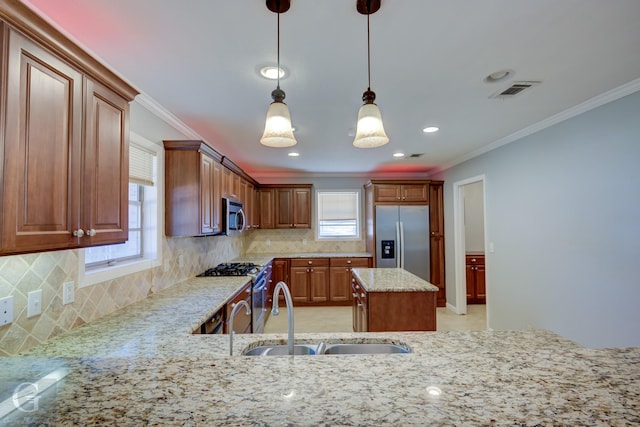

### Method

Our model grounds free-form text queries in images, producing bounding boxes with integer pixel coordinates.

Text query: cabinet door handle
[86,229,97,237]
[309,268,314,272]
[72,229,85,237]
[471,258,476,262]
[347,260,352,264]
[352,293,358,298]
[360,293,366,298]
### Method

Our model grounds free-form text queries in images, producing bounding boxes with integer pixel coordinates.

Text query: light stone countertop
[352,267,440,292]
[4,272,639,425]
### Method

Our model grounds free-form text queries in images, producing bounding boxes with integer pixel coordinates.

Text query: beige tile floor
[264,304,487,333]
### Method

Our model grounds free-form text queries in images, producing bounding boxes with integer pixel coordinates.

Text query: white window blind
[129,144,155,186]
[317,191,360,238]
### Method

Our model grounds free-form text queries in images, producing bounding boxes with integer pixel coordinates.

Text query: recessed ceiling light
[423,126,439,133]
[288,152,300,157]
[260,66,286,80]
[393,152,405,158]
[484,69,513,83]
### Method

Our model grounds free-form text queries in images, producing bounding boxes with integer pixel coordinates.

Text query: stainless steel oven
[222,197,245,236]
[251,268,268,334]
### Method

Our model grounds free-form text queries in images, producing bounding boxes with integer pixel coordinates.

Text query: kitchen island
[3,274,639,425]
[352,267,439,331]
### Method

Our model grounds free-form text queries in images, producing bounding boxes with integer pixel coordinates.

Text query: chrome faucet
[228,300,251,356]
[272,281,294,356]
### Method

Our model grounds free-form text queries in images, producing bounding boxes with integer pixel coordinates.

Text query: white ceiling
[23,0,640,178]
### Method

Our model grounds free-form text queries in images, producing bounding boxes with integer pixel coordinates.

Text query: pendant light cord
[277,11,281,90]
[367,13,371,91]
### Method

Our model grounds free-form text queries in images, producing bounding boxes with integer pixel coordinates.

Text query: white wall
[432,91,640,348]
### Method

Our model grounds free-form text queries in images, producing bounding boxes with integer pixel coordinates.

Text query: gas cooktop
[197,262,259,277]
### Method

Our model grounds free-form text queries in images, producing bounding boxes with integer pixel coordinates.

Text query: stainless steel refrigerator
[375,205,430,281]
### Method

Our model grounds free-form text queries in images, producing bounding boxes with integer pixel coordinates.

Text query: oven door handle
[253,278,268,292]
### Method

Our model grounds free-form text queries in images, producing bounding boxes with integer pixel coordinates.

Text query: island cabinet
[271,258,289,304]
[351,270,437,332]
[289,258,329,304]
[0,10,137,255]
[329,257,371,305]
[164,141,223,236]
[466,254,486,304]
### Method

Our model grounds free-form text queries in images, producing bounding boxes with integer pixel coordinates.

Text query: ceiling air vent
[409,153,424,158]
[491,81,541,99]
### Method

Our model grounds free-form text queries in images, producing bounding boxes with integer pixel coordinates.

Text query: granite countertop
[352,267,440,292]
[3,271,639,424]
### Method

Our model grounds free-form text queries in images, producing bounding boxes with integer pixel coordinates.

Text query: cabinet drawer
[290,258,330,267]
[466,255,485,265]
[330,257,370,268]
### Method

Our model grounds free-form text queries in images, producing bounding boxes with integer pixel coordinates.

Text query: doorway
[452,176,488,328]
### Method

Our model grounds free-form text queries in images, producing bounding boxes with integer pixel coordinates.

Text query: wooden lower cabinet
[466,254,486,304]
[329,257,371,305]
[352,275,436,332]
[289,258,329,305]
[223,281,252,334]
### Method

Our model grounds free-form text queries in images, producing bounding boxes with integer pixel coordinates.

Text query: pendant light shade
[353,0,388,148]
[261,0,297,148]
[353,91,389,148]
[261,90,296,147]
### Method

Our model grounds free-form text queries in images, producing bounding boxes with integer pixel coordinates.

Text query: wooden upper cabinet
[0,5,137,255]
[257,185,312,229]
[164,141,223,236]
[258,188,275,229]
[200,155,216,235]
[374,183,428,204]
[2,29,83,252]
[272,185,312,229]
[82,78,129,245]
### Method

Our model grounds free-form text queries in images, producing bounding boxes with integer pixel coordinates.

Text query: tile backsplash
[0,236,242,356]
[244,229,366,254]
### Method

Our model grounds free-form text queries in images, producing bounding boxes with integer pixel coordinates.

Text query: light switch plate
[0,296,14,325]
[27,290,42,318]
[62,281,75,305]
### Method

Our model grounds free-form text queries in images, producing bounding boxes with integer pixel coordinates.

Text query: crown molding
[134,93,204,141]
[436,78,640,174]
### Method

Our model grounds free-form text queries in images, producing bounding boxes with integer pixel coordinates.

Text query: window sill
[79,255,161,289]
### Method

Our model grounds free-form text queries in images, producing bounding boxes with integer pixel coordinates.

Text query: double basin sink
[243,340,411,356]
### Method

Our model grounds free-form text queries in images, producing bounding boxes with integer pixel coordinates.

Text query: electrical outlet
[178,255,185,268]
[266,239,271,246]
[27,290,42,318]
[0,296,14,326]
[62,281,75,305]
[302,239,307,245]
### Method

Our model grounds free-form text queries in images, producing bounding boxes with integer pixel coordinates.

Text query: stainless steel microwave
[222,197,245,236]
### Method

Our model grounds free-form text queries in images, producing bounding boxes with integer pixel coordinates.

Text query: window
[84,183,143,267]
[79,133,163,288]
[317,191,360,239]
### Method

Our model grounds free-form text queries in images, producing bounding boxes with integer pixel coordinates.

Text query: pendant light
[353,0,389,148]
[260,0,297,147]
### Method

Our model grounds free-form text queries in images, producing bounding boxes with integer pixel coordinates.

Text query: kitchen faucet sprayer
[228,300,251,356]
[272,281,295,356]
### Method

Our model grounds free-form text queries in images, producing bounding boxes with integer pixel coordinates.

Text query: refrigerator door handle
[395,221,401,268]
[400,221,405,269]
